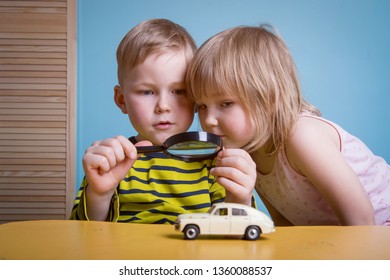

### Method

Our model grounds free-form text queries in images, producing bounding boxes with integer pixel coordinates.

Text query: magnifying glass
[133,131,223,162]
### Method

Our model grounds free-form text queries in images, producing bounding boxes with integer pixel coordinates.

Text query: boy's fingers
[116,135,138,159]
[83,153,110,173]
[135,140,153,147]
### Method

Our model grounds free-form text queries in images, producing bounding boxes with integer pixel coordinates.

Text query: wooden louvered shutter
[0,0,76,223]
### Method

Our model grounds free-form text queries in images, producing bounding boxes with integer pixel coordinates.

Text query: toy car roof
[210,202,268,217]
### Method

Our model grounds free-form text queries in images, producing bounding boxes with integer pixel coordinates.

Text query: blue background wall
[76,0,390,213]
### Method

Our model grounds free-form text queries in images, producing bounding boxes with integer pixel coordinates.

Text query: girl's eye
[172,89,186,95]
[196,104,207,111]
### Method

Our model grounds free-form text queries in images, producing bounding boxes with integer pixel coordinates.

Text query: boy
[70,19,226,223]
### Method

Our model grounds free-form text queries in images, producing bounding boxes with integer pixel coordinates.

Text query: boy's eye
[221,101,233,108]
[140,90,154,95]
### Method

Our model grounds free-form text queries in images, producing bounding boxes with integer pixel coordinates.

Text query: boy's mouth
[154,121,173,130]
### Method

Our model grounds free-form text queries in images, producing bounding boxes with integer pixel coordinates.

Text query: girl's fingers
[211,166,242,182]
[211,148,257,205]
[212,166,255,192]
[215,176,253,205]
[216,149,256,169]
[217,148,254,162]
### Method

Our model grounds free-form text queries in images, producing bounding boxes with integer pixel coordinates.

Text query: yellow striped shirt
[70,152,226,224]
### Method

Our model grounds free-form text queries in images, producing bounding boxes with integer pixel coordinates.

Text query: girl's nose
[203,111,218,127]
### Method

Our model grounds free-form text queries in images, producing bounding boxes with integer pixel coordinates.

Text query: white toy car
[174,202,275,240]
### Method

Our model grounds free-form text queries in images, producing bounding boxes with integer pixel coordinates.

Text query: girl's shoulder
[289,116,341,148]
[284,116,342,174]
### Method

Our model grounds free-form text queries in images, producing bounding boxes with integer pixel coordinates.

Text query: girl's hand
[210,149,256,206]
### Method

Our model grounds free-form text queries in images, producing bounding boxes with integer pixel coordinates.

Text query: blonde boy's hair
[187,24,320,154]
[117,18,197,85]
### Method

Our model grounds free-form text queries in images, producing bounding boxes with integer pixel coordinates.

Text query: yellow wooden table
[0,220,389,260]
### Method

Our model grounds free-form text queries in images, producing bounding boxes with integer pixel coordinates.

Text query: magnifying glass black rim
[164,131,222,149]
[133,131,223,162]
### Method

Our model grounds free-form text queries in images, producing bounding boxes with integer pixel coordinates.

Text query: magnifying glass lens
[167,141,220,157]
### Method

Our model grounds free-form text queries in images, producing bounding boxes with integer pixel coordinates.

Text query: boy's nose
[155,94,170,113]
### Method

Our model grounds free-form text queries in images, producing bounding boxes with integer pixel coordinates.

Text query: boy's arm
[69,179,88,220]
[84,185,116,221]
[80,135,140,221]
[69,177,119,222]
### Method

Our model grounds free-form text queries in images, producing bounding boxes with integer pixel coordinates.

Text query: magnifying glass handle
[136,145,164,154]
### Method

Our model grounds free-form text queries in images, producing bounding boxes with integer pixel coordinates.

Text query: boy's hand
[82,136,150,196]
[81,135,151,221]
[210,149,256,206]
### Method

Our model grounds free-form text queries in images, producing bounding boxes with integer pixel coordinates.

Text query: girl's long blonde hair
[187,24,320,154]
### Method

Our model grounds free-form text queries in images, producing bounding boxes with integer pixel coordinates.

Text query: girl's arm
[285,117,375,225]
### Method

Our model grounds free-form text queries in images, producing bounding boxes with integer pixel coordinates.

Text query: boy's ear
[114,85,128,114]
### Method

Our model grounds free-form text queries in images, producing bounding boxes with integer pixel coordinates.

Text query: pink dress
[255,115,390,225]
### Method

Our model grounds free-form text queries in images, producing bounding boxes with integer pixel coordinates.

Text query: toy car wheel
[183,225,199,240]
[244,226,261,240]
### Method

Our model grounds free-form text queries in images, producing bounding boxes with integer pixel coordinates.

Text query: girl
[187,24,390,226]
